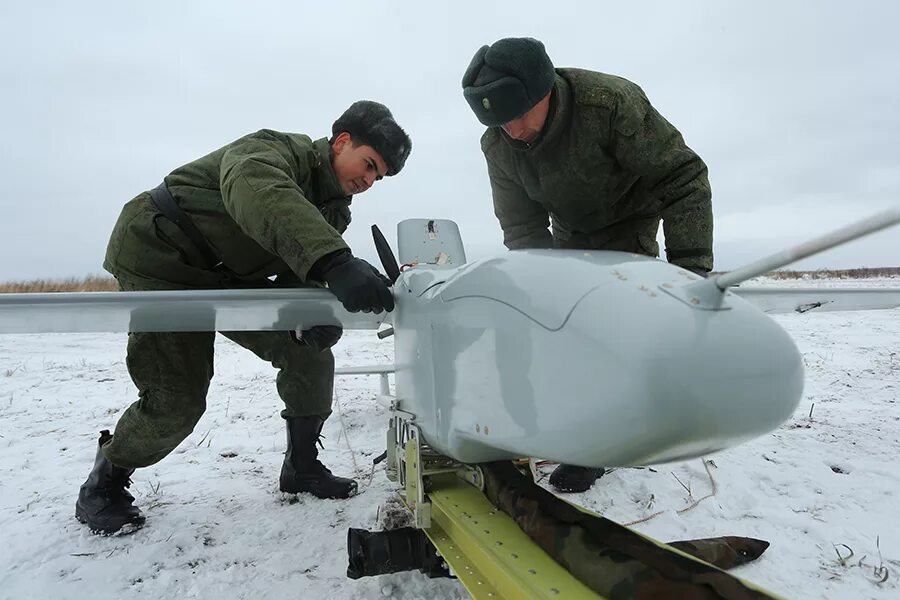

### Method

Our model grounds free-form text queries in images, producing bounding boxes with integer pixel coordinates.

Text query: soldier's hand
[323,256,395,313]
[291,325,343,352]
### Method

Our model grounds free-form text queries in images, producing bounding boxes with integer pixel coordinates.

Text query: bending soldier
[462,37,713,493]
[76,101,410,534]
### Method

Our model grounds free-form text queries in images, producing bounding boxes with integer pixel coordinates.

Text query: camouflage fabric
[99,131,352,467]
[668,537,770,570]
[104,131,352,290]
[102,277,335,469]
[481,462,776,600]
[482,69,713,271]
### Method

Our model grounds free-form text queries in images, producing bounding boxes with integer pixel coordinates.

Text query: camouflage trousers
[102,286,334,469]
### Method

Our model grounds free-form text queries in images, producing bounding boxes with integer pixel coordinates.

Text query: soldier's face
[331,132,388,195]
[501,93,552,144]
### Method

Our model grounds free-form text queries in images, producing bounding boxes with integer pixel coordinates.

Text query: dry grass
[0,275,117,293]
[764,267,900,280]
[708,267,900,280]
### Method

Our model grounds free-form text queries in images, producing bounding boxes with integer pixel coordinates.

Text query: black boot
[280,416,358,499]
[548,464,605,493]
[75,430,145,534]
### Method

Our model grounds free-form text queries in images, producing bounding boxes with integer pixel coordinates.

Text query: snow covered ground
[1,280,898,600]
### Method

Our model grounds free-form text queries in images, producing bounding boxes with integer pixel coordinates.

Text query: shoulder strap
[149,183,221,268]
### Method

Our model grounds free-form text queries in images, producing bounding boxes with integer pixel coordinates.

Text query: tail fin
[397,219,466,267]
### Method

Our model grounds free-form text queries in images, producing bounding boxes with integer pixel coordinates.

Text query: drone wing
[0,288,387,334]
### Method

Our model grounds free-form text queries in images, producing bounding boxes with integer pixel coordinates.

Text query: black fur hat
[331,101,411,176]
[461,37,556,127]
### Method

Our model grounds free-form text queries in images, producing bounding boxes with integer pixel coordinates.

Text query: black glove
[317,252,394,314]
[290,325,343,352]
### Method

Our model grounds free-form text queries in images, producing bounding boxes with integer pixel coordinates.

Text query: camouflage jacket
[481,68,713,271]
[104,131,351,289]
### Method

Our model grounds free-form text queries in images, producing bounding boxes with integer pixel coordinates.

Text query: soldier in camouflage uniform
[462,38,713,494]
[76,101,411,534]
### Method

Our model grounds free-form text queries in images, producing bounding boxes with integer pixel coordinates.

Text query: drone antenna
[714,208,900,290]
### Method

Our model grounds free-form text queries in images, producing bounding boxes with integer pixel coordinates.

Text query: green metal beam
[423,474,601,600]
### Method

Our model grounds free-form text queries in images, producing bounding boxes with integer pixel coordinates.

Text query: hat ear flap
[461,45,489,87]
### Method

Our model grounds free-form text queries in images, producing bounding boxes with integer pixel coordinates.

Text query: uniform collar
[498,72,571,154]
[312,137,352,203]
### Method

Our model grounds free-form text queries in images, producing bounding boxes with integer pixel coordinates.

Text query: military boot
[548,464,605,493]
[279,416,358,499]
[75,430,146,534]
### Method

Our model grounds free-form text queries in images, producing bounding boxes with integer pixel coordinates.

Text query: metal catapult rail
[404,440,599,598]
[386,418,779,600]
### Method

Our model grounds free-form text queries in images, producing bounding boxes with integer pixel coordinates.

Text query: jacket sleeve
[484,143,553,250]
[219,137,349,280]
[608,89,713,271]
[319,199,352,235]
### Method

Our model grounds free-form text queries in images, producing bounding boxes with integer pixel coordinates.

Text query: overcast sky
[1,1,897,281]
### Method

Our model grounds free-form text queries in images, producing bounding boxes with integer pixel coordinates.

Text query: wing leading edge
[2,284,897,334]
[0,288,387,334]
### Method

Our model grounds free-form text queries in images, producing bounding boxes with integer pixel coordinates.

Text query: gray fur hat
[331,100,411,176]
[461,37,556,127]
